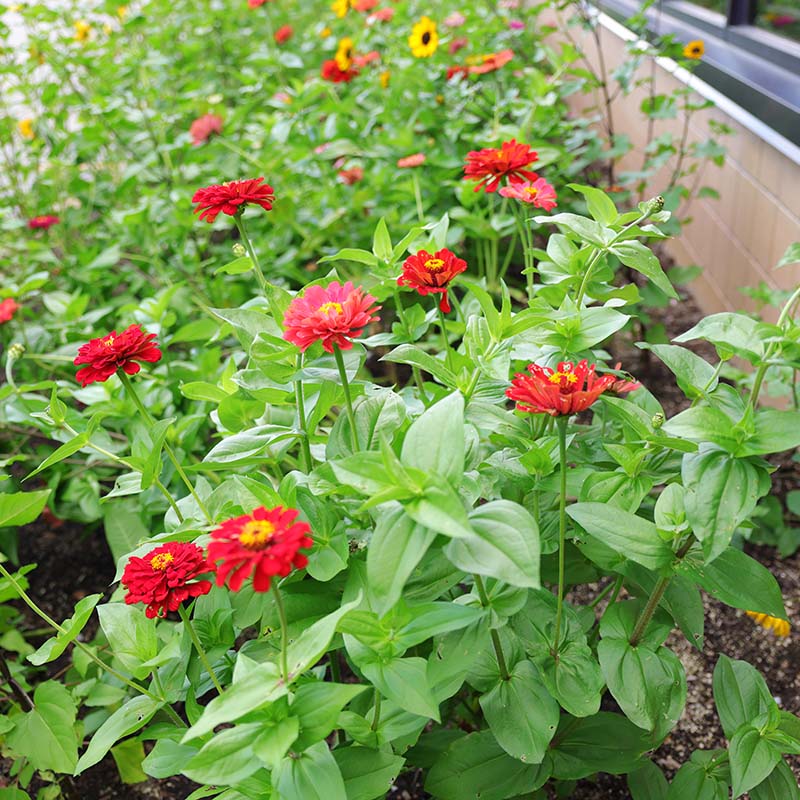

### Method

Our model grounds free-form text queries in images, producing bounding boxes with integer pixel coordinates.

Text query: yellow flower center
[548,371,578,385]
[524,186,540,198]
[150,552,174,570]
[318,301,343,315]
[103,335,115,347]
[239,519,276,550]
[424,258,445,273]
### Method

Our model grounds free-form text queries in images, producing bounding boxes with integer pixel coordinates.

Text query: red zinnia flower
[338,166,364,185]
[121,541,212,619]
[189,113,223,146]
[464,138,539,193]
[192,177,275,223]
[274,24,293,44]
[73,323,162,387]
[28,215,60,230]
[321,59,359,83]
[398,248,468,313]
[506,360,639,416]
[353,0,378,10]
[248,0,269,7]
[397,153,426,168]
[283,281,380,353]
[0,298,19,324]
[208,506,312,592]
[499,177,557,211]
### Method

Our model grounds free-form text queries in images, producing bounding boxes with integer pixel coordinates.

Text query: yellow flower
[102,22,112,35]
[117,5,128,20]
[335,36,354,71]
[746,611,790,638]
[74,20,91,42]
[379,70,390,89]
[683,39,704,59]
[331,0,350,18]
[18,118,34,140]
[409,16,438,59]
[320,26,332,38]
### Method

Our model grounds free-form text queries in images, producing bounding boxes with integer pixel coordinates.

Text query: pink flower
[508,19,525,29]
[498,177,558,211]
[397,153,426,168]
[353,50,380,66]
[189,114,223,146]
[283,281,381,353]
[449,37,468,54]
[28,215,60,230]
[444,11,466,27]
[368,7,394,22]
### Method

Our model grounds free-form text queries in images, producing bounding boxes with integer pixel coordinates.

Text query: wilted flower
[73,324,162,387]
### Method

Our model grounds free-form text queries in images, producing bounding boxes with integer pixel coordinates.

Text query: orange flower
[746,611,790,637]
[397,153,426,168]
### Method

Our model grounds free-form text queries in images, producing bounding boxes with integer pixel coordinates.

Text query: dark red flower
[274,24,293,44]
[506,360,639,416]
[28,215,60,230]
[121,541,212,619]
[208,506,313,592]
[321,59,359,83]
[73,323,162,386]
[189,113,223,146]
[192,177,275,223]
[398,248,468,313]
[283,280,381,353]
[0,298,19,324]
[464,138,539,193]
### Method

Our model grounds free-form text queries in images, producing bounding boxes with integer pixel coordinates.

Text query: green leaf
[713,655,774,739]
[76,695,162,774]
[110,739,148,784]
[252,716,299,769]
[0,489,51,527]
[97,604,159,680]
[644,344,718,399]
[677,547,786,619]
[404,478,473,540]
[425,730,551,800]
[367,506,436,615]
[183,724,262,785]
[532,639,604,718]
[372,217,393,262]
[751,759,800,800]
[210,307,271,351]
[729,725,781,798]
[775,242,800,269]
[362,657,440,721]
[333,747,405,800]
[682,447,764,561]
[7,682,78,774]
[274,741,347,800]
[568,183,619,225]
[741,410,800,456]
[214,256,253,275]
[291,682,367,750]
[401,392,465,487]
[479,660,559,764]
[662,407,741,453]
[103,504,149,563]
[674,312,763,363]
[28,594,102,666]
[612,240,678,298]
[445,500,540,588]
[26,436,90,480]
[382,344,457,386]
[567,503,675,570]
[538,212,611,247]
[667,750,729,799]
[318,248,379,266]
[142,739,199,779]
[628,761,669,800]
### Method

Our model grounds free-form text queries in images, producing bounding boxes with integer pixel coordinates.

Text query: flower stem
[552,415,569,658]
[178,605,224,696]
[272,581,290,685]
[437,307,453,373]
[412,172,424,224]
[295,354,312,472]
[473,574,510,680]
[333,345,359,452]
[233,214,267,293]
[118,372,213,525]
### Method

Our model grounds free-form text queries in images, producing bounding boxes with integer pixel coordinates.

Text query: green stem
[588,575,620,610]
[295,354,312,472]
[473,574,510,680]
[233,214,267,293]
[552,416,569,658]
[394,288,429,402]
[118,372,213,525]
[178,605,224,695]
[412,172,424,224]
[272,581,290,685]
[437,307,453,373]
[371,689,382,731]
[333,345,359,452]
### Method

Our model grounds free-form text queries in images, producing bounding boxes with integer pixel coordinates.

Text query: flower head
[508,19,525,29]
[448,37,468,55]
[208,506,312,592]
[18,118,34,140]
[398,248,467,313]
[379,69,391,88]
[353,0,378,10]
[74,20,91,42]
[28,214,60,230]
[353,50,380,67]
[283,281,380,353]
[192,177,275,223]
[409,16,438,58]
[338,166,364,185]
[507,360,639,416]
[189,113,223,146]
[275,24,293,44]
[369,7,394,23]
[397,152,426,168]
[248,0,270,7]
[321,59,359,83]
[335,37,354,70]
[0,298,19,324]
[464,138,539,193]
[444,11,466,27]
[746,611,790,637]
[121,541,212,619]
[683,39,704,59]
[499,177,557,211]
[331,0,351,17]
[73,323,162,387]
